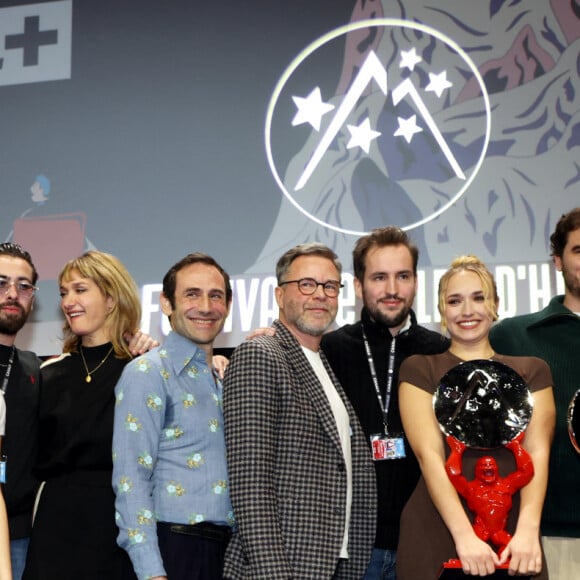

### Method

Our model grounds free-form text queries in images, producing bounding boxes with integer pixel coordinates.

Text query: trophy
[568,389,580,454]
[433,360,535,579]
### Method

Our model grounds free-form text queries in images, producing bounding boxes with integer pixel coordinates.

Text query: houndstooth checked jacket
[223,320,376,579]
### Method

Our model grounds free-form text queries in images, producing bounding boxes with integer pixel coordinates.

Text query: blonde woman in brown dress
[397,256,555,578]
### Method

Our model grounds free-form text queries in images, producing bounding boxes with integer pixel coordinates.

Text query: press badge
[0,455,6,484]
[370,434,406,461]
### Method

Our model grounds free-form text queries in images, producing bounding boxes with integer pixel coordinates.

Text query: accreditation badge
[370,433,406,460]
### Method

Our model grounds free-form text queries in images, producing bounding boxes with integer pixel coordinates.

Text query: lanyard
[0,346,15,395]
[362,325,395,435]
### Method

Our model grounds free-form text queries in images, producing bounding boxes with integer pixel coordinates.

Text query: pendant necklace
[80,345,114,383]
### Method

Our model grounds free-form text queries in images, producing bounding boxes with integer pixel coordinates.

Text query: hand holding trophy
[397,256,554,580]
[446,433,533,557]
[435,360,536,579]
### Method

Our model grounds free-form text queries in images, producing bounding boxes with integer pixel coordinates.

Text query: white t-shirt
[302,346,352,559]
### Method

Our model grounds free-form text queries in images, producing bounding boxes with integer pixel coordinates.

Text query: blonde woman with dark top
[23,251,156,580]
[397,256,555,579]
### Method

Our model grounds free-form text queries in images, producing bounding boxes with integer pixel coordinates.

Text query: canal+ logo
[0,0,72,87]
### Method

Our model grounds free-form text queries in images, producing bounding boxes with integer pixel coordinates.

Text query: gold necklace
[79,345,114,383]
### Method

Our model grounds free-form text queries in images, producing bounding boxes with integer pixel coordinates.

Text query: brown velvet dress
[396,351,552,580]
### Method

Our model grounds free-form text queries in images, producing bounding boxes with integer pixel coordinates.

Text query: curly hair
[550,208,580,258]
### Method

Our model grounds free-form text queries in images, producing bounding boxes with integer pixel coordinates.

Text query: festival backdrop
[1,0,578,355]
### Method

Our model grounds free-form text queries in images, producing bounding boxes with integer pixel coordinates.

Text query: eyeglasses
[279,278,343,298]
[0,277,38,299]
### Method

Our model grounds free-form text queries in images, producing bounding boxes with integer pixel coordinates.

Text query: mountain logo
[265,19,491,235]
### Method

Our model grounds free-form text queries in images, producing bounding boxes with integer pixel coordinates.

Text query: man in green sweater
[490,208,580,579]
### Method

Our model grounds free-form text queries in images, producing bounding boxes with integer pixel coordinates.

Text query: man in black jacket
[322,227,449,580]
[0,243,41,580]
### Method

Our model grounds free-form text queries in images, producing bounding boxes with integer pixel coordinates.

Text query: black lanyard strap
[0,346,15,395]
[362,325,395,434]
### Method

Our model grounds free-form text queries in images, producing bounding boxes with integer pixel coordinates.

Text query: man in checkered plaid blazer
[223,243,376,579]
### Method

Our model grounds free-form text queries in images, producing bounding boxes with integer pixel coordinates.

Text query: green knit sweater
[490,295,580,537]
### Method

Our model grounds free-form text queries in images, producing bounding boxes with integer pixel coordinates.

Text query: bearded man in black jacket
[322,227,449,580]
[0,243,41,580]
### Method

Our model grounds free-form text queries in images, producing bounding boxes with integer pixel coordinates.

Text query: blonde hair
[59,251,141,359]
[438,255,499,334]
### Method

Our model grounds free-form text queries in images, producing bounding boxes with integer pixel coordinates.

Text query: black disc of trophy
[568,389,580,454]
[434,360,533,449]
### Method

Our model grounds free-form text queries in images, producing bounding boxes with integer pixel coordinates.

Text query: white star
[425,70,453,98]
[346,118,381,154]
[394,115,423,144]
[399,48,422,72]
[291,87,335,131]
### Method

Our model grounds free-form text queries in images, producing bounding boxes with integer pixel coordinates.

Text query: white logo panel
[265,19,491,235]
[0,0,72,87]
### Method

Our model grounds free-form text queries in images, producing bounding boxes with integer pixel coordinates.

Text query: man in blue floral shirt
[112,253,233,580]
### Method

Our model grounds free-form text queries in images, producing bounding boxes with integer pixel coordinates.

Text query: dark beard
[0,307,28,336]
[563,269,580,299]
[366,302,411,329]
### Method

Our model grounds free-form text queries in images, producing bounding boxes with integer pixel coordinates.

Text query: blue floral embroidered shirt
[112,331,233,580]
